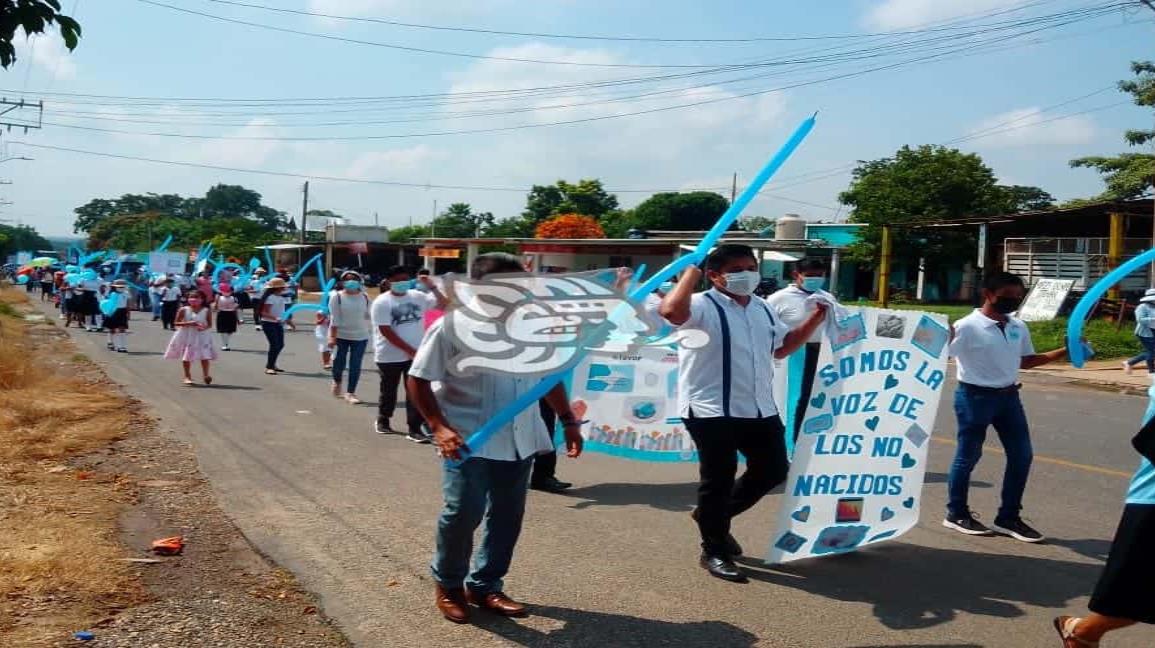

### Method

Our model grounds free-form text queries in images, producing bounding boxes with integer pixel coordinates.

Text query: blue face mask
[343,280,362,292]
[801,276,826,292]
[390,279,414,294]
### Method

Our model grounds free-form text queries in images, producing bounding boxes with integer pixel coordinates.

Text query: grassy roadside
[0,288,145,646]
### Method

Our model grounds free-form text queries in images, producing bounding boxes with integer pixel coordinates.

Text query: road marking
[931,437,1133,479]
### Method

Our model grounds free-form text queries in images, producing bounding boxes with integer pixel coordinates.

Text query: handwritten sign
[1018,278,1074,322]
[766,308,948,563]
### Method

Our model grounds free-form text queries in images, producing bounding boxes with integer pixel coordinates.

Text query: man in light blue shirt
[408,253,584,625]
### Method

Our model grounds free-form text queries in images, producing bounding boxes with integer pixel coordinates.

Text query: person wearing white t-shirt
[257,277,291,374]
[766,257,840,441]
[660,244,826,583]
[327,271,373,405]
[159,278,182,330]
[371,265,446,440]
[943,271,1066,544]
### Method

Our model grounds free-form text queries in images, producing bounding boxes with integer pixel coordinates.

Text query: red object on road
[151,536,184,556]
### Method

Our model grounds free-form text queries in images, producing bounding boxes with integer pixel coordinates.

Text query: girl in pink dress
[164,293,219,385]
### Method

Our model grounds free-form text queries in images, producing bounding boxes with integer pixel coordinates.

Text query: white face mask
[721,270,760,296]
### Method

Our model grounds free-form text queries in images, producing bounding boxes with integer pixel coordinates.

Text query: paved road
[50,306,1152,648]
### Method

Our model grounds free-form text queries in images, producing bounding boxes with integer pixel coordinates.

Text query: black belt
[960,382,1021,394]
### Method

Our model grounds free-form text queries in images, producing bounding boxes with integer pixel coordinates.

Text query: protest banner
[1018,278,1074,322]
[569,344,697,462]
[148,251,186,276]
[766,307,948,563]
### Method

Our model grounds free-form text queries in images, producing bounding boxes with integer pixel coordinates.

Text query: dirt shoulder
[0,288,350,648]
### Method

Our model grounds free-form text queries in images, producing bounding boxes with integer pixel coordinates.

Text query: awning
[255,243,319,250]
[762,251,801,262]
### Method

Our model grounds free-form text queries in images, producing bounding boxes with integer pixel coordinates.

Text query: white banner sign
[569,344,698,462]
[148,251,186,276]
[767,308,948,563]
[1018,278,1074,322]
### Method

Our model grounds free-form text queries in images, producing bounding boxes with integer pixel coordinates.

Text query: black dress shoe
[689,508,744,556]
[699,554,747,583]
[530,477,572,493]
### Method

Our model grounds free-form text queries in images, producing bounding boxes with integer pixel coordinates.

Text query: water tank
[775,213,806,240]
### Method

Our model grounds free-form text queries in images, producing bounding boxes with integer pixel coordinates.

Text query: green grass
[851,301,1141,359]
[0,302,18,318]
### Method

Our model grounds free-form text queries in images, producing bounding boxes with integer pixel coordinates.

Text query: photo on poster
[911,315,949,358]
[835,497,864,523]
[831,313,868,351]
[875,313,906,339]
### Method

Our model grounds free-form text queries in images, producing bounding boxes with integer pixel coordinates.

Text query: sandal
[265,369,277,375]
[203,375,213,385]
[182,378,195,386]
[1054,617,1099,647]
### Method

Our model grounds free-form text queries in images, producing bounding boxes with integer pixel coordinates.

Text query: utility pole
[299,181,309,269]
[431,199,438,238]
[731,172,737,204]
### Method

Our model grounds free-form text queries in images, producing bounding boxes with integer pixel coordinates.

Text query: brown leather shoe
[465,589,527,617]
[1053,616,1099,647]
[435,585,470,624]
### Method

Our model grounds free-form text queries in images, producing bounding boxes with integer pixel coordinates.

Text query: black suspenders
[703,293,780,418]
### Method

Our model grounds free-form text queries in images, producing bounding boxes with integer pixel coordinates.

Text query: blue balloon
[16,274,29,284]
[155,233,173,252]
[1067,247,1155,367]
[81,269,97,281]
[455,113,818,464]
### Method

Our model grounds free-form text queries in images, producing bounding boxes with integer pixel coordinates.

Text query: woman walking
[214,284,240,351]
[327,271,371,404]
[1124,289,1155,375]
[257,277,290,375]
[164,291,217,386]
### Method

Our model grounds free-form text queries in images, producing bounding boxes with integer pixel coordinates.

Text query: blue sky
[4,0,1152,237]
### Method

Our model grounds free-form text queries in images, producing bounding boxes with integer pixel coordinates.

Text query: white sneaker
[1123,361,1133,375]
[344,393,362,405]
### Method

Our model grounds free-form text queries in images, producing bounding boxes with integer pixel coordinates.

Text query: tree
[739,215,776,235]
[631,192,730,231]
[523,179,619,223]
[535,214,606,239]
[200,184,290,231]
[486,216,533,238]
[840,145,1009,267]
[0,1,80,69]
[389,224,431,242]
[73,185,291,236]
[995,185,1054,212]
[0,223,51,259]
[1070,61,1155,200]
[597,210,637,238]
[73,193,188,233]
[431,202,495,238]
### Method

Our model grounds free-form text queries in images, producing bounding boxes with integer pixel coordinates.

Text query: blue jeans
[1127,335,1155,374]
[431,457,533,594]
[331,338,367,394]
[151,294,163,319]
[947,386,1033,521]
[261,321,284,370]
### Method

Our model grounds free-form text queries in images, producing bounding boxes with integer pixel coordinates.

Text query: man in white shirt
[766,257,839,442]
[408,253,583,624]
[660,244,826,583]
[371,265,446,441]
[159,277,182,331]
[944,271,1066,543]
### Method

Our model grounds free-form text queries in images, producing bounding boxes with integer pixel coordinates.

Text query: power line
[200,0,1063,43]
[134,0,1131,70]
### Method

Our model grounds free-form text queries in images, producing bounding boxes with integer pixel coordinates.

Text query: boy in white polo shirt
[944,271,1066,543]
[660,244,826,583]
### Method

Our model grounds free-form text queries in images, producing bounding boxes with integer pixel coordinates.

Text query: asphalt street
[48,304,1153,648]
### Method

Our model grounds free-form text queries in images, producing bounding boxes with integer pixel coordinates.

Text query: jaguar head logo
[442,273,656,376]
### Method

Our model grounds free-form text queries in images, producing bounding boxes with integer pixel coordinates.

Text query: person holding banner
[660,244,827,583]
[408,253,584,623]
[944,271,1066,543]
[766,257,839,441]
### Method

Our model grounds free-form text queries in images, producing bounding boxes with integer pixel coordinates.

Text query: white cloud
[186,118,284,168]
[14,32,77,81]
[306,0,507,20]
[343,145,443,180]
[862,0,1021,30]
[966,107,1097,149]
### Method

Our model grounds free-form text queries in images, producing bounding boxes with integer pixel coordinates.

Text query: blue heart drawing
[901,453,916,469]
[809,393,826,409]
[791,505,811,522]
[885,374,899,390]
[902,497,915,509]
[865,416,880,431]
[880,507,895,522]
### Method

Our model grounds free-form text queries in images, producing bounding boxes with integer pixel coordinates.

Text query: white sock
[222,333,231,346]
[117,333,127,349]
